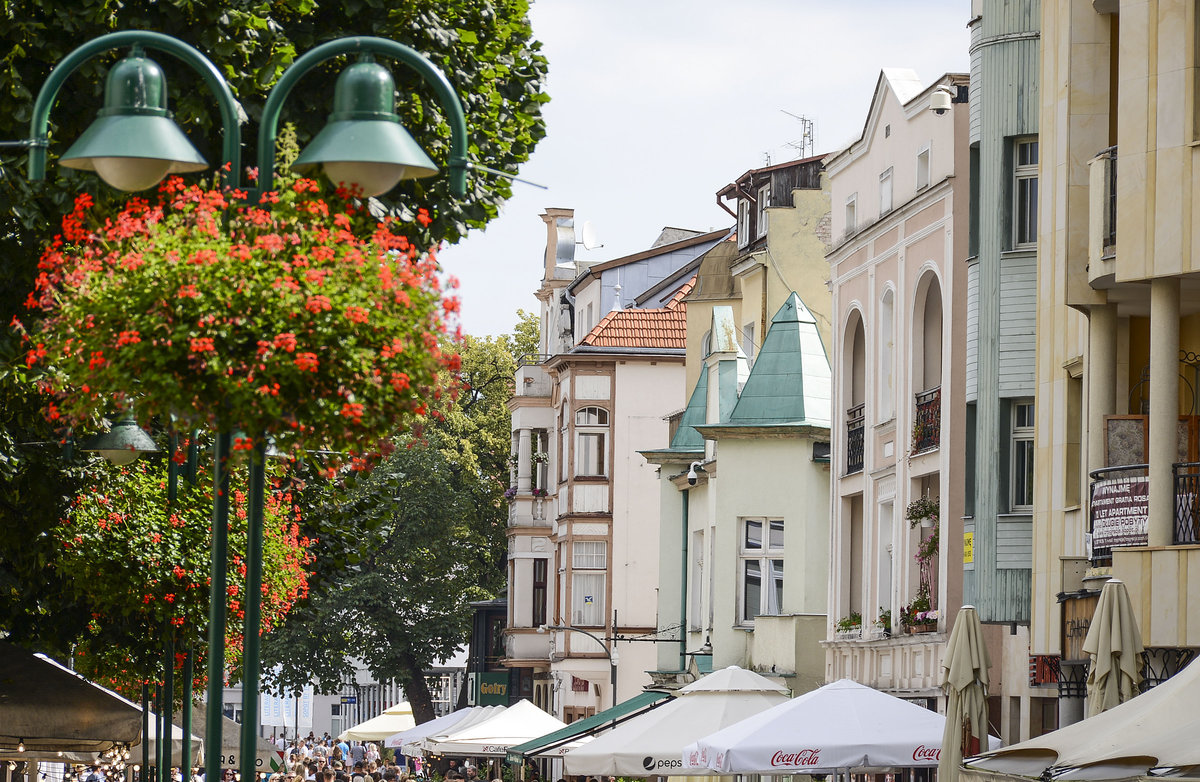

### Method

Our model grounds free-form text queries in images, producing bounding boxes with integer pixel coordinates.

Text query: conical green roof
[724,293,831,427]
[667,367,709,451]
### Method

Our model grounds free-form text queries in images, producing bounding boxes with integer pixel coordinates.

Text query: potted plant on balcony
[876,607,892,638]
[532,450,549,464]
[531,487,548,497]
[906,495,939,529]
[503,486,517,501]
[835,611,862,638]
[900,591,934,633]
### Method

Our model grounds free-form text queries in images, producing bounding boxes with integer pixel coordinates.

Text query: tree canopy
[261,314,537,723]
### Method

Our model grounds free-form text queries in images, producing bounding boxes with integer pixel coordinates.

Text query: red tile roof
[580,277,694,350]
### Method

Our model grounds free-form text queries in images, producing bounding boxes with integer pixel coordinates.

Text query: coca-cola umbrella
[563,666,790,777]
[682,678,1000,775]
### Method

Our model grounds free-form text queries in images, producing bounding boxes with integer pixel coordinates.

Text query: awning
[506,690,672,764]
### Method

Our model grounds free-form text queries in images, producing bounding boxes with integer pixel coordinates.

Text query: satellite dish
[580,220,604,250]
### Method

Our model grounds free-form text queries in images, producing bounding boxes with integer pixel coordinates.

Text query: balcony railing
[1174,462,1200,544]
[1088,464,1149,565]
[846,403,865,474]
[913,387,941,453]
[1102,145,1117,250]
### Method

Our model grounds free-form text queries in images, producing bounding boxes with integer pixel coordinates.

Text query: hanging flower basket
[18,174,460,466]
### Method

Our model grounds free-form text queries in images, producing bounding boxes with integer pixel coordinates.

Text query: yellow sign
[963,532,974,564]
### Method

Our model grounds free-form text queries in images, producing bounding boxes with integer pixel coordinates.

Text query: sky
[441,0,972,337]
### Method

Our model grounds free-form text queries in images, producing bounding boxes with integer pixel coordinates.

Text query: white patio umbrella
[938,606,991,782]
[963,656,1200,781]
[129,711,204,767]
[422,700,566,756]
[683,677,1000,774]
[565,666,789,777]
[410,706,504,755]
[1082,578,1143,717]
[383,706,480,751]
[339,702,416,742]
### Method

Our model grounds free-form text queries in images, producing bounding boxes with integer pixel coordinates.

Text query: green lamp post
[22,29,471,782]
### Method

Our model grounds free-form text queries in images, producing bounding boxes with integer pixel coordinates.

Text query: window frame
[738,518,785,625]
[756,182,771,239]
[844,193,858,238]
[532,557,548,627]
[570,540,607,627]
[573,406,610,477]
[916,143,931,191]
[737,198,750,248]
[879,167,894,216]
[1010,400,1035,511]
[1013,138,1039,248]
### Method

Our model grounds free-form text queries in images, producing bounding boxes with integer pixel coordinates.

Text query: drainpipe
[679,486,689,672]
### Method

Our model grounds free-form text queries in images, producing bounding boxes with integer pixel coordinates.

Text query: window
[737,198,750,248]
[571,541,606,626]
[533,428,548,490]
[532,558,548,627]
[916,144,931,190]
[1014,139,1039,246]
[756,183,771,239]
[742,322,756,361]
[559,404,568,482]
[574,406,609,476]
[739,518,784,623]
[844,193,857,237]
[1011,400,1035,510]
[879,167,894,215]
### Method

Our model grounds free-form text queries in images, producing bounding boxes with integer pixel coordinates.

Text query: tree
[261,313,537,723]
[0,1,548,652]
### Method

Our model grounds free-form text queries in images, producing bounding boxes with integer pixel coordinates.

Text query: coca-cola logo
[912,745,941,762]
[771,749,821,767]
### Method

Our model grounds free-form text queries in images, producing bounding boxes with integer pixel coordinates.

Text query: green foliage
[835,611,862,633]
[905,495,939,528]
[52,452,313,696]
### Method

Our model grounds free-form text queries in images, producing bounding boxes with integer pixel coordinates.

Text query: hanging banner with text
[1091,475,1149,549]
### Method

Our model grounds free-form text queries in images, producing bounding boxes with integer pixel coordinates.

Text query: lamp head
[79,410,158,465]
[293,58,438,197]
[60,51,208,191]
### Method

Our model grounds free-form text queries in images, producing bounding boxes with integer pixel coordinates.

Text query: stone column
[517,428,532,492]
[1088,304,1118,472]
[1148,278,1180,547]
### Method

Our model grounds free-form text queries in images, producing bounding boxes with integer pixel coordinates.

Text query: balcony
[505,629,551,663]
[507,491,551,529]
[846,403,865,474]
[912,387,941,453]
[515,355,552,397]
[1086,461,1200,566]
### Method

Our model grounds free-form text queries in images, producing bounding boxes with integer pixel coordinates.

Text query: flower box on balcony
[908,623,937,634]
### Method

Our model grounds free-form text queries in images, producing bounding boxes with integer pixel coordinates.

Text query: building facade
[648,157,833,694]
[963,0,1052,744]
[504,209,724,721]
[824,69,971,701]
[1033,0,1200,728]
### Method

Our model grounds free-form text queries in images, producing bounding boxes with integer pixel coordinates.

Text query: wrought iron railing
[846,403,865,474]
[913,387,941,453]
[1173,462,1200,544]
[1102,145,1117,249]
[1088,463,1148,565]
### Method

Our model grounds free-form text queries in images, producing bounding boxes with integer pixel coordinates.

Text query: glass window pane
[744,520,763,550]
[743,560,761,621]
[768,559,785,615]
[573,541,606,569]
[575,432,604,475]
[572,572,605,626]
[768,520,784,550]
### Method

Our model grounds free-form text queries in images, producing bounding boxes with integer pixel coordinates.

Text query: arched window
[574,406,609,476]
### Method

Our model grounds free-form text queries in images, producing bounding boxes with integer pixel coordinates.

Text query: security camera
[687,461,705,486]
[930,86,954,116]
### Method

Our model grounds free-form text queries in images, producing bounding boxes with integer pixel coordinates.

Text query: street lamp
[18,29,470,782]
[538,624,620,710]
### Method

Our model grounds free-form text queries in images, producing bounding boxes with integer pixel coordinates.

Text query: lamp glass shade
[60,54,207,191]
[79,412,158,465]
[292,60,438,197]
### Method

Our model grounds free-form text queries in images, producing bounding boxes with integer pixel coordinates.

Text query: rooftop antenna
[780,110,815,159]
